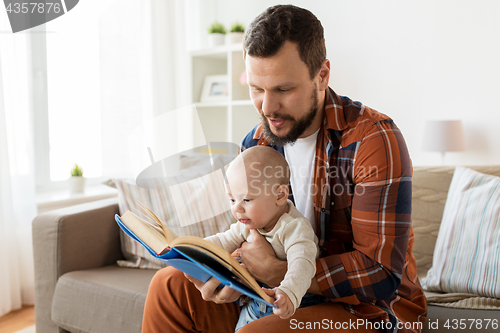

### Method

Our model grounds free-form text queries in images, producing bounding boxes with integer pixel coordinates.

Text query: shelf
[190,43,256,145]
[190,43,244,57]
[232,100,253,106]
[195,101,230,108]
[194,99,253,108]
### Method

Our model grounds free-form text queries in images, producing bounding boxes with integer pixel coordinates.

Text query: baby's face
[225,160,285,232]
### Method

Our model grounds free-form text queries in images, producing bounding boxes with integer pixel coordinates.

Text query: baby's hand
[262,287,294,319]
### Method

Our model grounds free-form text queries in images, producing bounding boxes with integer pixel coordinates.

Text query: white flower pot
[69,176,85,194]
[226,32,244,44]
[208,33,225,47]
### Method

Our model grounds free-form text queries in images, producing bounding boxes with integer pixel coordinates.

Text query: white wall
[188,0,500,166]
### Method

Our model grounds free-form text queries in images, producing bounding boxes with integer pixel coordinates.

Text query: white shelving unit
[190,43,260,145]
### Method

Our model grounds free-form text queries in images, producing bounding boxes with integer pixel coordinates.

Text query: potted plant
[226,23,245,44]
[69,163,85,193]
[208,22,226,47]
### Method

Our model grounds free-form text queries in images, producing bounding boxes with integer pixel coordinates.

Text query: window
[32,0,192,191]
[34,3,138,190]
[45,15,102,181]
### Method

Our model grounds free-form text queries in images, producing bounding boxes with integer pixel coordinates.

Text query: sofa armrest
[33,197,121,333]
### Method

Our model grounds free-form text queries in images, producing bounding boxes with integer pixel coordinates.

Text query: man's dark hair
[243,5,326,79]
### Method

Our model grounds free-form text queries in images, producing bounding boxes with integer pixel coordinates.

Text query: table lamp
[422,120,466,165]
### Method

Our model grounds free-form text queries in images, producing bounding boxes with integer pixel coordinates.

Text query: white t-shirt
[283,129,319,230]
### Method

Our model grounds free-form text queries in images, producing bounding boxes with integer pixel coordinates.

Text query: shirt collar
[324,87,348,132]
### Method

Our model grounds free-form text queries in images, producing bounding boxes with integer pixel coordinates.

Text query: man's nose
[262,92,279,116]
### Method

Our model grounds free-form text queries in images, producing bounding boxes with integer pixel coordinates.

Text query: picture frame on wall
[200,75,229,102]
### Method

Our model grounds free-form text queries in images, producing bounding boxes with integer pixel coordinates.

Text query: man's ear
[317,59,330,91]
[275,184,289,206]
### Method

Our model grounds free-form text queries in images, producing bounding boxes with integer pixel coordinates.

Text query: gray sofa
[33,166,500,333]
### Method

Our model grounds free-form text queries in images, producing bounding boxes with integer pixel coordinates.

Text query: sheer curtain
[0,20,38,316]
[99,0,193,179]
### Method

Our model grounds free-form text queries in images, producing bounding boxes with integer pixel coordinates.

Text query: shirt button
[321,208,325,212]
[331,202,335,206]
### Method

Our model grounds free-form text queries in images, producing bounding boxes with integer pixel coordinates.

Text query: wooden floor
[0,306,35,333]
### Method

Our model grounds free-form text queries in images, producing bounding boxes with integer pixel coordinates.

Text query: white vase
[208,33,225,47]
[69,176,85,194]
[226,32,244,44]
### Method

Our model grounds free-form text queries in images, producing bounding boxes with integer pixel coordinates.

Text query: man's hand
[240,229,287,287]
[263,288,294,319]
[184,273,242,304]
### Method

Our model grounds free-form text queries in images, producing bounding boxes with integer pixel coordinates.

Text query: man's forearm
[240,230,288,287]
[265,259,322,294]
[264,258,323,295]
[258,257,287,287]
[307,276,322,295]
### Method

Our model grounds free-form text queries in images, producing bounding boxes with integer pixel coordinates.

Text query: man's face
[246,41,323,146]
[259,86,318,146]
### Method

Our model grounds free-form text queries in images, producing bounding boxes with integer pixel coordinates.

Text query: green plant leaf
[70,163,83,177]
[230,23,245,33]
[208,22,227,34]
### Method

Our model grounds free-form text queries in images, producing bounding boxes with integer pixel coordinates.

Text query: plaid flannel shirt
[241,88,427,332]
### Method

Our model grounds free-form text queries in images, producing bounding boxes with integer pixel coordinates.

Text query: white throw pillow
[421,166,500,298]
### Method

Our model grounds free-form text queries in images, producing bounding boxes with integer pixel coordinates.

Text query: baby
[205,145,318,331]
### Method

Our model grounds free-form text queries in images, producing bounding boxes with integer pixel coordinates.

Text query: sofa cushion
[52,266,157,333]
[422,305,500,333]
[412,166,456,279]
[421,167,500,299]
[424,291,500,309]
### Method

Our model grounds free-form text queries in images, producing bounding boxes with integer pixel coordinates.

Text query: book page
[120,211,170,254]
[137,202,179,245]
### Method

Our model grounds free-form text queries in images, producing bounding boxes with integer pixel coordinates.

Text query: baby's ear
[275,184,289,205]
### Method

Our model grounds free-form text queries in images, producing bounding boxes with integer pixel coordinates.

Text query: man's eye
[244,199,251,203]
[278,88,290,93]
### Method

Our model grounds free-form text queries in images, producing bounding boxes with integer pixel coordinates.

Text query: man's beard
[260,87,319,146]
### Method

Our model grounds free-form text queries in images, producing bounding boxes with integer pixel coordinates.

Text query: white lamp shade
[422,120,466,152]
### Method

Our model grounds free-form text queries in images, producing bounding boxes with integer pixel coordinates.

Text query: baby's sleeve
[205,222,248,253]
[277,218,318,311]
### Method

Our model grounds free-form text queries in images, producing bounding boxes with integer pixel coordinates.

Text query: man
[142,5,427,333]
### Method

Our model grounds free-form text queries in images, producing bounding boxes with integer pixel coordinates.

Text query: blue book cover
[115,213,276,308]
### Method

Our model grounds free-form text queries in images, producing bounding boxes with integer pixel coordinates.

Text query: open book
[115,203,275,307]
